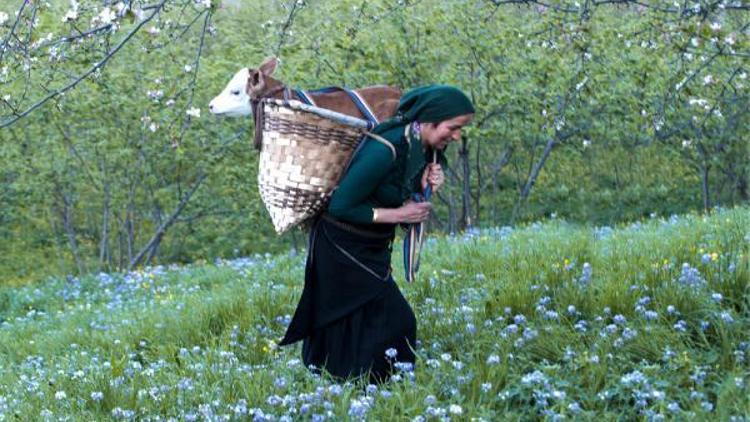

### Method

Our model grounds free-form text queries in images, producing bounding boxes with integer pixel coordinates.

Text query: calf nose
[208,102,214,112]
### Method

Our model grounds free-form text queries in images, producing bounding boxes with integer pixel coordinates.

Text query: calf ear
[258,56,278,76]
[246,68,265,96]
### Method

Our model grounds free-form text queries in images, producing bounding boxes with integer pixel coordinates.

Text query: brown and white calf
[208,57,401,122]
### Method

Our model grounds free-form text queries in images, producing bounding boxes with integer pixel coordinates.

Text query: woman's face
[420,114,474,150]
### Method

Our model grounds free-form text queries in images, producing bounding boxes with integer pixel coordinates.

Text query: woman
[279,85,475,383]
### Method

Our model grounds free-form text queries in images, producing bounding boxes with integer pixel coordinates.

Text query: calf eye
[231,90,240,95]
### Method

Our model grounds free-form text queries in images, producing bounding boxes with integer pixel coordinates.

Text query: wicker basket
[257,99,369,234]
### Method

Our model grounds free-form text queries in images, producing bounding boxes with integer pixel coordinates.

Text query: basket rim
[261,98,373,130]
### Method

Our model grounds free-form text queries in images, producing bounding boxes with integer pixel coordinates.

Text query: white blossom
[576,76,588,91]
[0,11,8,25]
[186,107,201,118]
[689,98,708,108]
[62,1,79,22]
[115,2,127,17]
[147,89,164,101]
[92,7,117,26]
[62,9,78,22]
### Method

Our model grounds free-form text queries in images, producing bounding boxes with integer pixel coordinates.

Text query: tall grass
[0,207,748,420]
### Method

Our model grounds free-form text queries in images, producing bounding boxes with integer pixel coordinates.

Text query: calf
[209,57,401,122]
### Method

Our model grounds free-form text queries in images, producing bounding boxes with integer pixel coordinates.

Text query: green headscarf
[372,84,475,135]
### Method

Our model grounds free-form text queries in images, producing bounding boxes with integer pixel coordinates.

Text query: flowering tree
[0,0,748,279]
[1,0,215,128]
[1,0,228,276]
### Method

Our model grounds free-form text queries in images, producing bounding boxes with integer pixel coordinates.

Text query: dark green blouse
[327,124,445,224]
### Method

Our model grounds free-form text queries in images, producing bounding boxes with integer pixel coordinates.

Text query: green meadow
[0,207,748,420]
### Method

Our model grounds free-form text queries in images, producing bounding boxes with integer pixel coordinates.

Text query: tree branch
[0,0,169,129]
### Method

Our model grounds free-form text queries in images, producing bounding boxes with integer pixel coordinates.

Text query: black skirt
[279,214,416,382]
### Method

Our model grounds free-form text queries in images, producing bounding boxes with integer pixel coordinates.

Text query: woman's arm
[329,137,434,224]
[327,138,395,223]
[373,201,432,224]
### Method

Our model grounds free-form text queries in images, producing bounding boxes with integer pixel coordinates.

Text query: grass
[0,207,748,420]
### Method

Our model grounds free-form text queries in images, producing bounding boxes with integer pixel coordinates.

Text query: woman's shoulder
[376,125,408,143]
[361,125,408,161]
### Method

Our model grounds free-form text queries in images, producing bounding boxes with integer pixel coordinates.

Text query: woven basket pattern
[258,102,365,233]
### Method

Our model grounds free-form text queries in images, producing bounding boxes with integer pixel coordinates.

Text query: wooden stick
[266,99,372,129]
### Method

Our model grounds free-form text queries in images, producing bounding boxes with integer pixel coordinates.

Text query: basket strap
[363,131,396,161]
[346,89,379,125]
[251,99,264,151]
[292,89,317,107]
[302,86,380,127]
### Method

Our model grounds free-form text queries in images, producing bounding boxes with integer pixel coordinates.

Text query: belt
[319,212,394,241]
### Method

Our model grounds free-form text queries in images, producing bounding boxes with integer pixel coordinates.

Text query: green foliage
[0,1,748,281]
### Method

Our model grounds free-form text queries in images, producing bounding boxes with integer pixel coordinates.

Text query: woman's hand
[398,200,432,223]
[373,201,432,224]
[421,163,445,193]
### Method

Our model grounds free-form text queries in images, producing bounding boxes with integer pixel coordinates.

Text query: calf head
[209,57,282,117]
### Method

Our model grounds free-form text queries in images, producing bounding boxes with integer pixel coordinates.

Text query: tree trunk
[116,220,126,271]
[129,172,207,270]
[146,196,164,265]
[290,230,300,256]
[739,174,749,201]
[435,190,456,234]
[99,180,111,271]
[492,168,498,225]
[126,182,137,266]
[482,148,513,225]
[54,186,85,275]
[447,191,457,234]
[701,161,711,213]
[511,138,556,224]
[474,136,482,226]
[459,137,471,229]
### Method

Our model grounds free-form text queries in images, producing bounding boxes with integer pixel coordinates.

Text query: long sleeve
[327,137,396,223]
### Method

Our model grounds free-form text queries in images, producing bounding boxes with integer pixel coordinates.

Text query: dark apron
[279,214,416,381]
